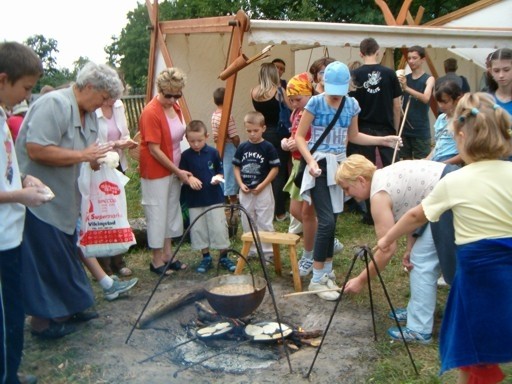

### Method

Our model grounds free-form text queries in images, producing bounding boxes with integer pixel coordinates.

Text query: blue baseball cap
[323,61,350,96]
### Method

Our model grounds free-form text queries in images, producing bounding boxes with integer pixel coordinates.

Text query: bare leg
[301,202,317,252]
[79,251,107,281]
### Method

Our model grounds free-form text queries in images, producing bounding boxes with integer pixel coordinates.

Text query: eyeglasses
[163,93,182,99]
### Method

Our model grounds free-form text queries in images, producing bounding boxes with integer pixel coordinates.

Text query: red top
[138,97,183,179]
[290,108,311,160]
[6,115,24,142]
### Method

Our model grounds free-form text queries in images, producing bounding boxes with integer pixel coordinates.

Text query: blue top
[232,140,280,189]
[304,94,360,162]
[180,144,225,208]
[432,113,458,161]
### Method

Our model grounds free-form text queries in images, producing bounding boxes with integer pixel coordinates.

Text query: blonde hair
[244,110,265,127]
[254,63,279,100]
[335,154,377,185]
[157,67,186,93]
[453,92,512,161]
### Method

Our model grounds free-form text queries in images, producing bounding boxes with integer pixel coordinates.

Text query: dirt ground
[22,260,379,384]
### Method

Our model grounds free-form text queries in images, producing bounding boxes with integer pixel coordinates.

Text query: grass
[20,160,512,383]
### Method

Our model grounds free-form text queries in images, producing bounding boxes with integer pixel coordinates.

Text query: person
[376,92,512,383]
[281,72,343,277]
[6,100,28,142]
[232,111,280,258]
[271,58,288,89]
[336,154,456,343]
[251,63,290,222]
[294,61,401,301]
[0,41,46,384]
[308,57,336,94]
[398,45,435,160]
[347,37,403,225]
[211,87,240,205]
[179,120,236,273]
[95,97,137,277]
[435,57,470,93]
[138,67,191,276]
[487,48,512,116]
[426,81,464,165]
[15,61,123,341]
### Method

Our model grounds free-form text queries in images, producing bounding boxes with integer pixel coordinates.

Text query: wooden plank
[241,231,300,245]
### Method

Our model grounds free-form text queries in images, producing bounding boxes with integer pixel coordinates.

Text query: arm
[231,135,240,147]
[347,116,401,148]
[233,165,249,193]
[295,110,319,175]
[252,167,278,195]
[344,191,397,293]
[377,204,429,252]
[400,75,435,104]
[0,175,52,207]
[26,142,113,168]
[443,154,463,165]
[148,142,191,183]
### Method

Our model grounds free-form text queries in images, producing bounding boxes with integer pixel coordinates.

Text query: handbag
[293,97,346,188]
[277,87,292,139]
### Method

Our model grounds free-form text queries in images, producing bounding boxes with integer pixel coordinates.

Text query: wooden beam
[396,0,412,25]
[216,10,250,157]
[159,16,234,34]
[374,0,397,25]
[424,0,502,26]
[145,0,158,104]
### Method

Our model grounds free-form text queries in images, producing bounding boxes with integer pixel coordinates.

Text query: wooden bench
[234,231,302,292]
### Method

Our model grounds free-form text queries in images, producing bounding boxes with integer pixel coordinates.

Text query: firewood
[300,337,322,347]
[294,329,323,339]
[137,285,205,328]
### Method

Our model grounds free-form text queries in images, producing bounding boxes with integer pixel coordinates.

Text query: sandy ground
[22,269,379,384]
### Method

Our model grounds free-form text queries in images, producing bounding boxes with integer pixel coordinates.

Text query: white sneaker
[308,274,340,301]
[326,271,339,289]
[333,238,344,254]
[298,257,314,276]
[437,276,448,287]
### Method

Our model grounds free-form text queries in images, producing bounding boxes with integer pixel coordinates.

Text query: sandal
[67,310,99,323]
[168,260,188,271]
[149,263,173,276]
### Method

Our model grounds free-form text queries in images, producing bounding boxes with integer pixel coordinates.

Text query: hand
[210,175,224,185]
[83,141,114,164]
[307,160,320,177]
[114,138,138,150]
[239,184,250,193]
[176,169,192,184]
[281,138,290,151]
[343,277,365,294]
[286,138,297,152]
[18,187,52,207]
[188,176,202,190]
[398,75,407,90]
[251,184,262,195]
[22,175,44,188]
[402,251,413,272]
[377,236,392,253]
[382,135,402,149]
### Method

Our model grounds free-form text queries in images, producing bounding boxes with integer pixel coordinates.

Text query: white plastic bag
[78,163,136,257]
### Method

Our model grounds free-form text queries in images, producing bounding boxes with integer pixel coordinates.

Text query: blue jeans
[0,246,24,384]
[407,224,440,334]
[310,162,336,262]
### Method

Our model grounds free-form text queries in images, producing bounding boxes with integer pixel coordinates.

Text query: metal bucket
[203,275,267,318]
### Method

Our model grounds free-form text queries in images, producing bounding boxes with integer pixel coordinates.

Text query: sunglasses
[163,93,182,99]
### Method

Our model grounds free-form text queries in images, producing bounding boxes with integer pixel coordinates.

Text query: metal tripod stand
[306,245,419,378]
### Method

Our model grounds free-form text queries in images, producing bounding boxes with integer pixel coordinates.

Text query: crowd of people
[1,37,511,384]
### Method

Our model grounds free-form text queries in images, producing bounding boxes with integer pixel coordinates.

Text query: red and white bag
[78,163,136,257]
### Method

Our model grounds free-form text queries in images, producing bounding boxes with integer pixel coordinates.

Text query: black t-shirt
[350,64,402,133]
[232,140,280,189]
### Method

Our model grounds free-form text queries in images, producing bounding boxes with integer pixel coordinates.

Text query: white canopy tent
[146,0,511,142]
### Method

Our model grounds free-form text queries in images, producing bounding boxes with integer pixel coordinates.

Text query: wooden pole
[392,97,411,164]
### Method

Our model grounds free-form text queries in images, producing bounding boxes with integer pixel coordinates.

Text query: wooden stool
[234,231,302,292]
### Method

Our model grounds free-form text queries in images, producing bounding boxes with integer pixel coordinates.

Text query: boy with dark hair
[347,37,403,225]
[211,87,240,205]
[180,120,236,273]
[398,45,435,160]
[435,57,470,93]
[0,41,46,384]
[233,111,280,258]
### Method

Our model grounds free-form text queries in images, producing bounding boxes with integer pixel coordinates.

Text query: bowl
[203,275,267,318]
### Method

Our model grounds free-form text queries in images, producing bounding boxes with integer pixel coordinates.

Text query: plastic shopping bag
[78,163,136,257]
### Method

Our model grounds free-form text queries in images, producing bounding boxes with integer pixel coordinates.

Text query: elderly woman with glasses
[139,67,191,276]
